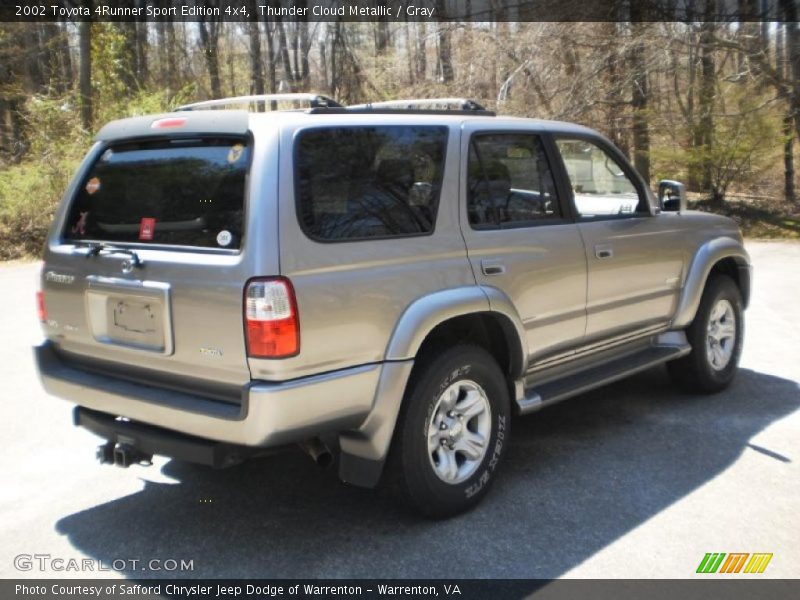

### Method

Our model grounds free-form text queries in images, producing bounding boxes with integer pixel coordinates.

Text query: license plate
[112,299,158,335]
[100,294,165,350]
[86,277,172,354]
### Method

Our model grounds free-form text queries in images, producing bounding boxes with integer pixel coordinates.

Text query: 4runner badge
[45,271,75,285]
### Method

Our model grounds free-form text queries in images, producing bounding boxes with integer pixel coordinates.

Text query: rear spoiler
[94,110,250,142]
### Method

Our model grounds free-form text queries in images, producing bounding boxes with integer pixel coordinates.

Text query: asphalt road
[0,241,798,580]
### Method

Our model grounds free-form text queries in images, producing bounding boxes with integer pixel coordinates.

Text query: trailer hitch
[96,442,153,468]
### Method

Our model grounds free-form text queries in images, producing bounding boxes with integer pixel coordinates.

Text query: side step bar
[517,338,691,415]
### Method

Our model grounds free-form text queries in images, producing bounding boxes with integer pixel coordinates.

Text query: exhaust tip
[299,438,334,469]
[315,450,334,469]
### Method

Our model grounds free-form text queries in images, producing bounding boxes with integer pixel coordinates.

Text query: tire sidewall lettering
[466,414,506,499]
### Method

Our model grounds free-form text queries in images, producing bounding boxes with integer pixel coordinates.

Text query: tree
[78,13,92,130]
[436,20,454,83]
[777,20,795,202]
[629,20,651,184]
[248,1,265,101]
[198,9,222,98]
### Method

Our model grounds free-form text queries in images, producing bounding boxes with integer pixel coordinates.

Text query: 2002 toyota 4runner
[34,94,751,516]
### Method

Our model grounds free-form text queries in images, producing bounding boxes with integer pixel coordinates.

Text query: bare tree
[198,7,223,98]
[436,20,454,83]
[78,8,92,130]
[629,18,651,184]
[248,1,265,100]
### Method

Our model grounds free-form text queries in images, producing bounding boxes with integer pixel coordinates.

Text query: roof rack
[344,98,495,116]
[175,93,343,112]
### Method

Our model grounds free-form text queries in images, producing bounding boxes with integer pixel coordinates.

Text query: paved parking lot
[0,241,797,579]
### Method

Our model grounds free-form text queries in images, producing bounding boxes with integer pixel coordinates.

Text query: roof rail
[175,93,343,112]
[346,98,495,115]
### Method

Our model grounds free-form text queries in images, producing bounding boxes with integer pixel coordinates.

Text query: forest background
[1,0,799,259]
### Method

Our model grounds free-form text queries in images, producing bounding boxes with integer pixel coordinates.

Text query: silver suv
[35,95,751,516]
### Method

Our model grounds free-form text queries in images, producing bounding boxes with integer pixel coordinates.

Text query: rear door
[40,115,276,397]
[459,124,587,364]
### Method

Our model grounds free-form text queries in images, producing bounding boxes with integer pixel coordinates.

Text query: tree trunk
[155,19,166,88]
[299,19,310,86]
[435,20,453,82]
[404,19,414,84]
[629,20,650,183]
[0,100,8,154]
[8,98,24,160]
[57,20,73,91]
[276,18,294,90]
[330,21,340,95]
[777,18,796,203]
[780,2,800,146]
[698,6,717,198]
[784,113,795,202]
[604,23,627,155]
[118,19,139,89]
[42,23,63,90]
[262,19,277,94]
[78,16,92,131]
[375,19,389,55]
[292,23,300,85]
[165,16,178,92]
[248,2,265,102]
[135,18,148,85]
[27,24,46,90]
[198,17,222,98]
[415,21,427,80]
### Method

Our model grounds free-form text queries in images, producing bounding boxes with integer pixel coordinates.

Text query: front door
[552,136,685,342]
[459,125,587,364]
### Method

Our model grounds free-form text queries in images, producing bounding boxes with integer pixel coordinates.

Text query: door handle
[594,245,614,259]
[481,259,506,276]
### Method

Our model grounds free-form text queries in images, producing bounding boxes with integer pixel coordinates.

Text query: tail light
[244,277,299,358]
[36,291,47,323]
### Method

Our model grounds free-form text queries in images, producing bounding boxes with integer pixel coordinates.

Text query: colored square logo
[139,217,156,241]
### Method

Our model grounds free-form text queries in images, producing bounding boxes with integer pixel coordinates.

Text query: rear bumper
[35,340,382,447]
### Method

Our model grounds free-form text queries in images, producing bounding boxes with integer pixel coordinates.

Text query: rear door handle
[594,244,614,259]
[481,259,506,276]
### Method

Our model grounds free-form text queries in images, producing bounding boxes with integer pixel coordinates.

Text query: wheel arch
[338,286,527,488]
[672,237,751,329]
[384,285,528,378]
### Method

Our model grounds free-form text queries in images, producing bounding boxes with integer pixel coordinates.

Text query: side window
[468,134,561,229]
[555,139,644,218]
[296,126,448,241]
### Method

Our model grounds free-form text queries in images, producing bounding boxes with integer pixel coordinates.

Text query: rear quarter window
[63,137,250,250]
[295,126,448,241]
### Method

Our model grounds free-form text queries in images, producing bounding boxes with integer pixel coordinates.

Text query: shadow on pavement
[55,366,799,578]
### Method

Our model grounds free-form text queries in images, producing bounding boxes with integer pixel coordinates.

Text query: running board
[517,342,690,415]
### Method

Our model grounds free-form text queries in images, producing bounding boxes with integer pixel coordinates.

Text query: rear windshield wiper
[80,243,144,269]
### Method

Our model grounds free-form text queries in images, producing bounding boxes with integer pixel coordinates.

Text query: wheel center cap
[449,420,464,440]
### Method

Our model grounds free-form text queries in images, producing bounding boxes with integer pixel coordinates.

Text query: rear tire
[389,345,510,518]
[667,275,743,393]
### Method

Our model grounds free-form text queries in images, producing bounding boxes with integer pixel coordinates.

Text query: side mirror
[657,180,687,212]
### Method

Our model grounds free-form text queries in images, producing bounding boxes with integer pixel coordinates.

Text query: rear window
[63,137,250,250]
[296,126,448,241]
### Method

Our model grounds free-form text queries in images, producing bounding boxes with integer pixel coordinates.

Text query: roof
[95,108,598,142]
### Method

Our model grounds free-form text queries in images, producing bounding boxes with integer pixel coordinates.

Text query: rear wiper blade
[80,243,144,269]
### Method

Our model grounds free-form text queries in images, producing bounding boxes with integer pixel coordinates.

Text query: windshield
[63,137,249,250]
